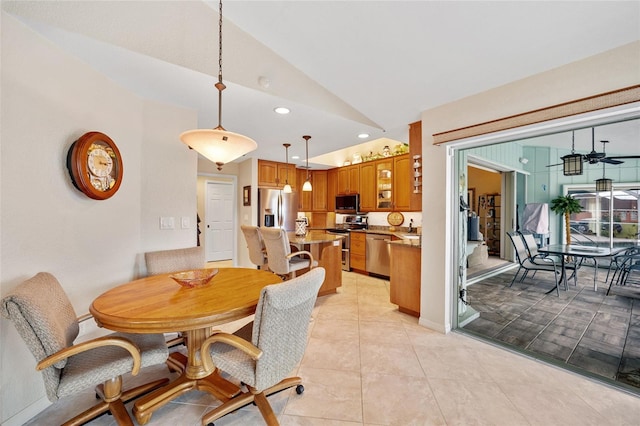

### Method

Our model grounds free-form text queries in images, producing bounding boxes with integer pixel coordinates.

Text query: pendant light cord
[303,135,311,181]
[215,0,226,131]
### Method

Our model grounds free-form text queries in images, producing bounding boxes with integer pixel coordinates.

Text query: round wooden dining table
[90,267,282,425]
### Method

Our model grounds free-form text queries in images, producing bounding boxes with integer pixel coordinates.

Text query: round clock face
[387,211,404,226]
[67,132,123,200]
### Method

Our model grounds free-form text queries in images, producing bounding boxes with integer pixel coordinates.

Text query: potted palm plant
[550,194,583,244]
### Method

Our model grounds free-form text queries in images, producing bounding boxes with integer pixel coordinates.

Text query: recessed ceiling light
[292,155,300,160]
[358,133,369,139]
[274,107,290,115]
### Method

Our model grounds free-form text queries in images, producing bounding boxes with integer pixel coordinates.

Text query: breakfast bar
[288,231,344,296]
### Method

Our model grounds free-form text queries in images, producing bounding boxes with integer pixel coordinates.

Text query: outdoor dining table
[537,244,627,293]
[89,267,282,425]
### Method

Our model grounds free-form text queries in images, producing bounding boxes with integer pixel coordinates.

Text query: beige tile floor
[25,270,640,425]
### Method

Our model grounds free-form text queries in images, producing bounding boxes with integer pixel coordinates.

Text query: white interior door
[206,181,234,261]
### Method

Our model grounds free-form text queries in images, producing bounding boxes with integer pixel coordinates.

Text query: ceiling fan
[546,128,640,175]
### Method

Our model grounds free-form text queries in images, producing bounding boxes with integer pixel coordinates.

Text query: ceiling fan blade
[546,163,563,168]
[600,158,624,165]
[605,155,640,160]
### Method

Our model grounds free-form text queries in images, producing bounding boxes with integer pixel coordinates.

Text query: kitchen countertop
[388,239,421,248]
[350,228,421,241]
[307,227,421,242]
[288,231,345,245]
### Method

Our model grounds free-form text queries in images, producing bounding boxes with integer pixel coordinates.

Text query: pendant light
[595,141,613,192]
[179,0,257,171]
[302,135,312,192]
[561,131,583,176]
[282,143,292,193]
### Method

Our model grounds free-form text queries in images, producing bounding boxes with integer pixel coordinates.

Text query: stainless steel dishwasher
[365,233,391,277]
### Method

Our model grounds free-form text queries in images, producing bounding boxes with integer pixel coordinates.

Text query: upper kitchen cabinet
[311,170,328,212]
[258,160,296,190]
[297,168,312,211]
[327,168,338,212]
[297,169,328,212]
[376,159,394,210]
[359,162,376,212]
[337,164,359,195]
[393,154,411,211]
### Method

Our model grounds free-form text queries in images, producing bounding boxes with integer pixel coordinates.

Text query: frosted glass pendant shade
[302,180,312,192]
[283,184,292,193]
[180,127,257,171]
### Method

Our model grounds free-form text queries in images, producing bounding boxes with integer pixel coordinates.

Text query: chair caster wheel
[296,384,304,395]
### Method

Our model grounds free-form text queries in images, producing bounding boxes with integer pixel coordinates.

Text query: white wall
[0,13,198,424]
[419,41,640,333]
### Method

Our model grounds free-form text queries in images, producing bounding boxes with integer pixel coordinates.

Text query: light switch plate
[160,216,175,230]
[181,217,190,229]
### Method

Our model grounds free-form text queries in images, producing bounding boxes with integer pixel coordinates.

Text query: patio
[462,263,640,392]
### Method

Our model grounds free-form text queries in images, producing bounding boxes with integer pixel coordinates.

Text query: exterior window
[568,187,639,246]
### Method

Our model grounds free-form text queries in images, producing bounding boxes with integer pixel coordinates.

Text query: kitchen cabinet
[349,231,366,271]
[258,160,296,190]
[298,168,312,211]
[337,164,359,194]
[327,168,338,212]
[311,170,328,212]
[390,242,421,317]
[376,159,394,210]
[393,154,411,211]
[297,169,328,212]
[359,162,376,212]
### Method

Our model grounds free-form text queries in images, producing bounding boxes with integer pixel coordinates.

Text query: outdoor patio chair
[507,231,562,295]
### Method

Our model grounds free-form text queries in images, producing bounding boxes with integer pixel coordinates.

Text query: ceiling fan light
[561,153,583,176]
[595,178,613,192]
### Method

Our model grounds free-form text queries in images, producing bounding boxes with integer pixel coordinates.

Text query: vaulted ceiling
[3,1,639,168]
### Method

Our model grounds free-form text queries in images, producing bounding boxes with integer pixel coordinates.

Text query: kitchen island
[389,239,421,317]
[288,231,344,296]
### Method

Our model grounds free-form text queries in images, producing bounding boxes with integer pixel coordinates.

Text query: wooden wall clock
[66,131,123,200]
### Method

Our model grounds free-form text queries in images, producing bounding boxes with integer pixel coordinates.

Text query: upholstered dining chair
[144,246,205,276]
[144,246,206,367]
[507,231,562,295]
[241,225,269,270]
[1,272,169,426]
[260,227,317,280]
[200,267,325,426]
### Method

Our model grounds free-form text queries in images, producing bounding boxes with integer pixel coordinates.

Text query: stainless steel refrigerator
[258,189,299,231]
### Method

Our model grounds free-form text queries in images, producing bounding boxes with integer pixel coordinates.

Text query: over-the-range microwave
[335,194,359,213]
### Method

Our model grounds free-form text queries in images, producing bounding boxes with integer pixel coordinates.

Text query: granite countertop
[388,239,421,248]
[350,228,421,241]
[288,231,344,245]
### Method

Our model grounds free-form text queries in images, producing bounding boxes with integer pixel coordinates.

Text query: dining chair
[200,267,325,426]
[605,246,640,285]
[0,272,169,426]
[241,224,269,270]
[144,246,205,276]
[507,232,562,295]
[260,227,317,279]
[144,246,206,369]
[607,252,640,295]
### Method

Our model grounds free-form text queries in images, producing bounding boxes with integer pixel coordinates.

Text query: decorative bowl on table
[169,268,218,288]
